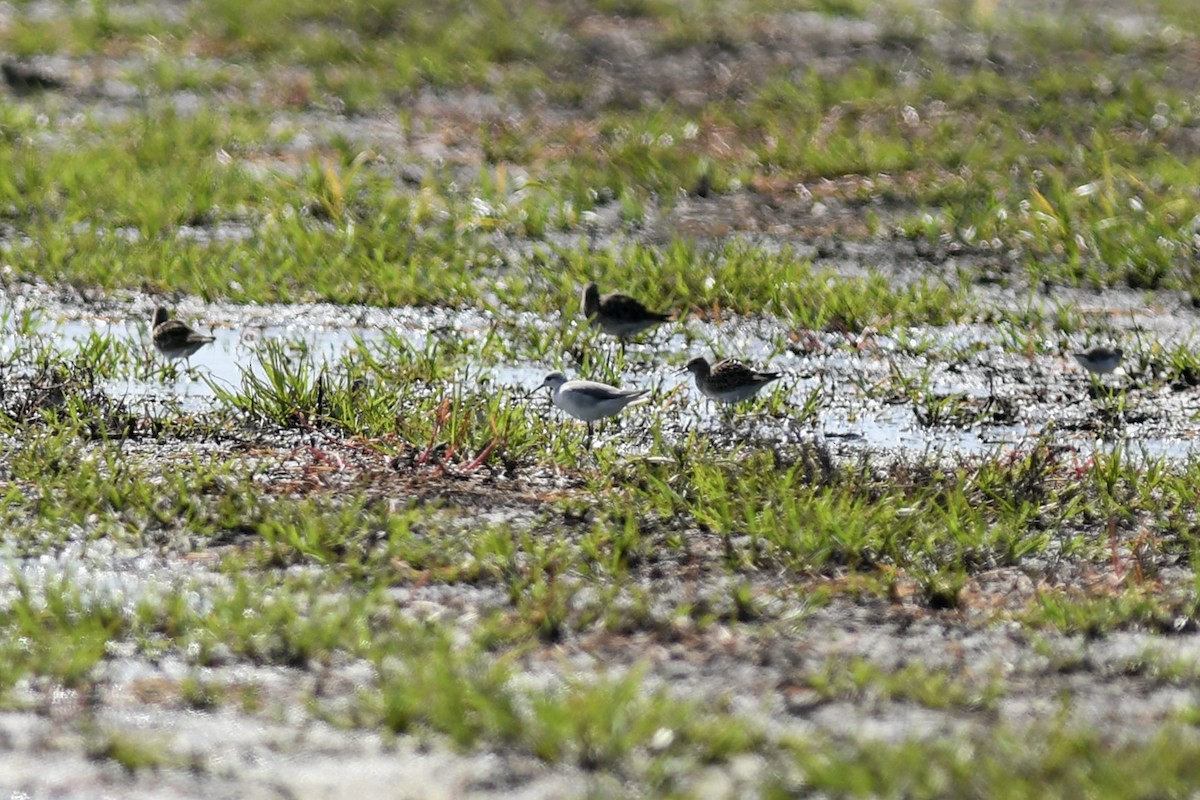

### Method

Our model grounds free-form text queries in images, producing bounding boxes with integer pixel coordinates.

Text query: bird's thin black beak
[523,385,546,399]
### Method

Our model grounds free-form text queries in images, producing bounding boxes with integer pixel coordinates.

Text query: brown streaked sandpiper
[151,306,215,365]
[581,283,671,343]
[683,356,782,406]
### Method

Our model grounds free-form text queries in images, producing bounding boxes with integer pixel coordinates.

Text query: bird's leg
[586,422,594,448]
[704,400,718,433]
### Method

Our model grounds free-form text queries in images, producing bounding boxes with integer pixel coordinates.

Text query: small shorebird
[581,283,671,343]
[1073,346,1124,376]
[151,306,215,365]
[1,60,65,94]
[539,371,649,445]
[683,356,782,406]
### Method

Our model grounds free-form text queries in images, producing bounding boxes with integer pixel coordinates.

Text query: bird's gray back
[564,380,648,401]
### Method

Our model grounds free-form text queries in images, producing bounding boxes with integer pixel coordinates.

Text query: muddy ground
[4,1,1200,798]
[6,279,1200,798]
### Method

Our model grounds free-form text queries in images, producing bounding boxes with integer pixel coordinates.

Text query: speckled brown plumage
[152,306,215,362]
[581,283,671,340]
[685,356,781,404]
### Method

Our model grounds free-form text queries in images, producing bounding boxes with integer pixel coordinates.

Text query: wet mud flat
[4,0,1200,795]
[5,277,1200,797]
[9,222,1200,787]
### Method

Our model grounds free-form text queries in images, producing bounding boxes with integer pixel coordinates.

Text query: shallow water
[11,296,1200,462]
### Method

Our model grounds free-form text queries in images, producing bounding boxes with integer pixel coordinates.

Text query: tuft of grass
[88,731,174,773]
[805,655,1005,711]
[371,634,764,777]
[783,725,1200,798]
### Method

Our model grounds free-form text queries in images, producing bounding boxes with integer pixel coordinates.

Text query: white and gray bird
[1073,346,1123,376]
[539,371,649,444]
[683,356,781,405]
